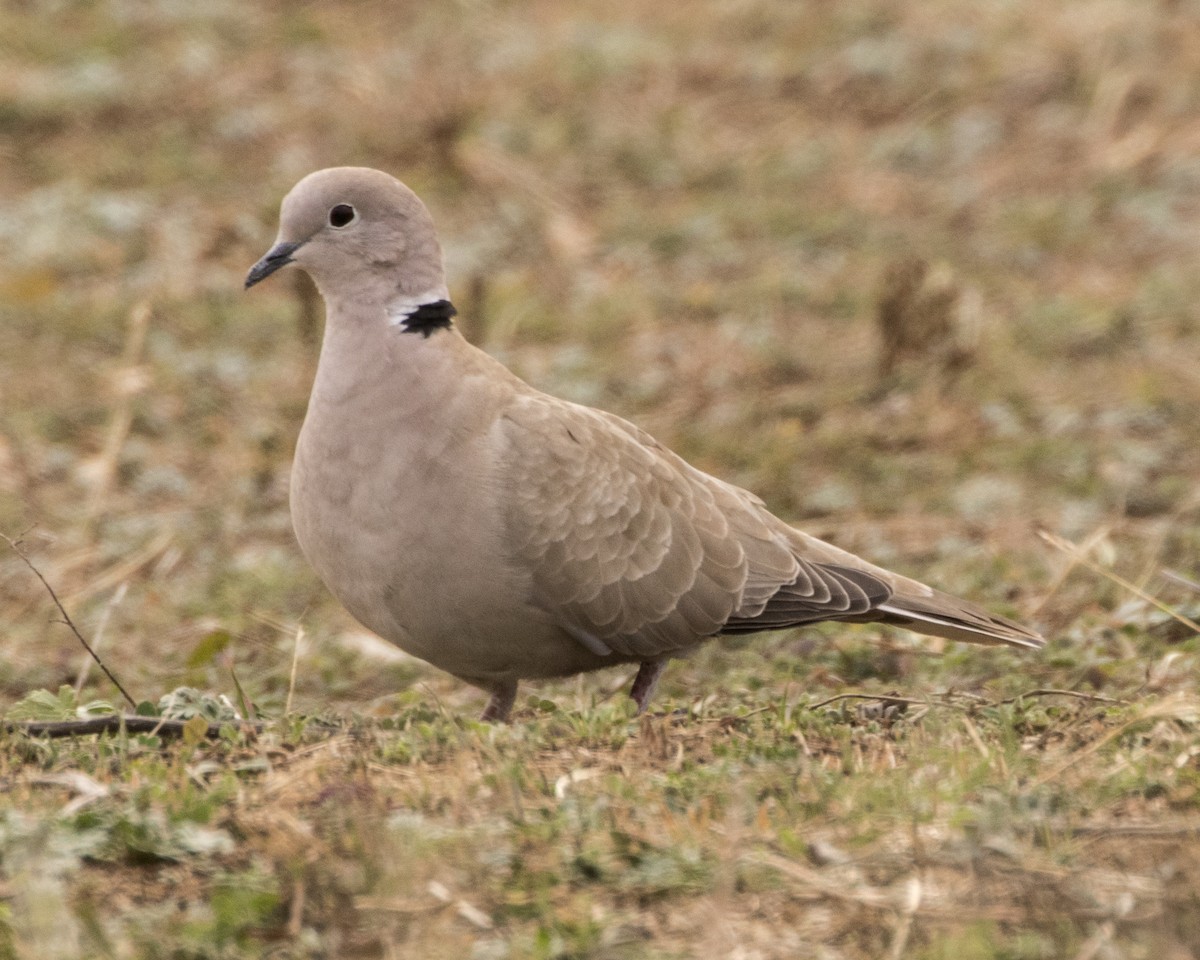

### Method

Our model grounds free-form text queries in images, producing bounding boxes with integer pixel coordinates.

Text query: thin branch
[995,688,1127,706]
[5,716,258,740]
[2,532,137,709]
[806,688,1127,712]
[807,692,930,710]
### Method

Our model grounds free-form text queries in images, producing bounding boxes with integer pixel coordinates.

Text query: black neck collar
[399,299,456,338]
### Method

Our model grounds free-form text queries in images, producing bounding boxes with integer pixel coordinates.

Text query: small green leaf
[230,668,255,722]
[182,714,210,747]
[7,686,78,721]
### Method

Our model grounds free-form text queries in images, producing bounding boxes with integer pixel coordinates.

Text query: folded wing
[500,394,1041,658]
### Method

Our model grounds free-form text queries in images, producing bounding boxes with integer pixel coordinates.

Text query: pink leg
[480,680,517,722]
[629,660,667,714]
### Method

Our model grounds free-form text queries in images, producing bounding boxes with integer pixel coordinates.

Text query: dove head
[245,167,449,312]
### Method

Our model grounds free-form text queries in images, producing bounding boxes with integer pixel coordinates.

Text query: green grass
[4,689,1199,957]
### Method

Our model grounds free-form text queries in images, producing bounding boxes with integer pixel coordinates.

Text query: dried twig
[1028,524,1111,619]
[6,716,243,740]
[1039,530,1200,636]
[74,581,127,697]
[995,688,1127,706]
[805,688,1122,713]
[2,532,137,709]
[1162,569,1200,595]
[285,625,305,716]
[961,714,990,759]
[807,692,931,711]
[64,530,172,607]
[1030,693,1200,789]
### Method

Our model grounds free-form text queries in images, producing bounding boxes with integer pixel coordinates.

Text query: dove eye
[328,204,357,228]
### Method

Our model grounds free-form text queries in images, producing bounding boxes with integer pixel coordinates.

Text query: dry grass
[2,0,1200,957]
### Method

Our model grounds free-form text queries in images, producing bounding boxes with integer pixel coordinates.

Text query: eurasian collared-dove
[246,167,1044,722]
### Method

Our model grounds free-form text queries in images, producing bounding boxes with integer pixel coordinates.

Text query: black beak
[245,239,306,289]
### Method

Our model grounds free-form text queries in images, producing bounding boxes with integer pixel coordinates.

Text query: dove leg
[480,680,518,723]
[629,660,667,714]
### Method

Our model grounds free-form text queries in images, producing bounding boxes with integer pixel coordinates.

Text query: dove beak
[245,239,306,289]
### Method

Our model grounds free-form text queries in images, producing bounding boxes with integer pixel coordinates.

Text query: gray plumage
[246,167,1044,721]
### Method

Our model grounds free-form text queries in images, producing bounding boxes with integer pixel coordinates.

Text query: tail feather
[721,555,1044,650]
[781,529,1044,650]
[874,594,1045,650]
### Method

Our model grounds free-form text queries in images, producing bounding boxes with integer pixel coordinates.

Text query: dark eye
[329,204,356,228]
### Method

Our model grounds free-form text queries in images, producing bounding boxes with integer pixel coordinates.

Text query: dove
[246,167,1043,722]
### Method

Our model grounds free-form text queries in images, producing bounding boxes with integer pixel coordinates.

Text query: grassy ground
[2,1,1200,956]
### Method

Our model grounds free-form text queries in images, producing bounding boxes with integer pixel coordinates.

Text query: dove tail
[873,595,1045,649]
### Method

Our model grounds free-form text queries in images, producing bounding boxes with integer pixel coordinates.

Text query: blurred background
[1,0,1198,719]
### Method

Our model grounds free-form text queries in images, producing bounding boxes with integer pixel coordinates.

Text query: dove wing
[499,394,887,658]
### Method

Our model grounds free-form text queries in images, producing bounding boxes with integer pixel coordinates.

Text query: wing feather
[501,395,890,658]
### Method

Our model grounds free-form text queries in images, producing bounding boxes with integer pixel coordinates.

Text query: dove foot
[480,680,518,723]
[629,660,667,714]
